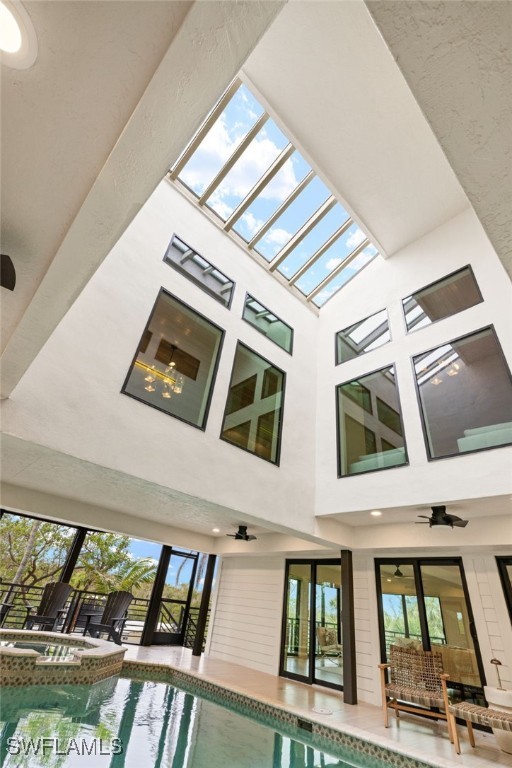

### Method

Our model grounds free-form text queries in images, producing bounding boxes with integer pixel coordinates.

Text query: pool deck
[122,643,512,768]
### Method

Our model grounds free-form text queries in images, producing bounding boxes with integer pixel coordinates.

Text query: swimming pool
[0,640,84,662]
[0,676,429,768]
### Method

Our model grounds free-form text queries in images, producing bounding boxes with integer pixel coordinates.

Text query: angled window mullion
[248,170,315,249]
[307,239,369,301]
[269,196,337,272]
[180,249,195,265]
[198,112,269,206]
[170,78,241,180]
[288,217,353,286]
[224,144,295,232]
[356,320,390,350]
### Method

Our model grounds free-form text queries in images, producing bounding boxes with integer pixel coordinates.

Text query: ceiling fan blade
[452,519,469,527]
[417,515,431,519]
[247,535,257,540]
[414,521,429,524]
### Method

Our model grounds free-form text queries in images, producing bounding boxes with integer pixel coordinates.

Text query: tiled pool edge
[121,659,444,768]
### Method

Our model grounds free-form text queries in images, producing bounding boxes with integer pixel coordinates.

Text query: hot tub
[0,628,126,686]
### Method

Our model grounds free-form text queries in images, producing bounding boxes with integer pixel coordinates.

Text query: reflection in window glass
[403,266,482,333]
[221,343,285,463]
[336,309,390,364]
[337,366,407,476]
[123,290,224,429]
[496,557,512,624]
[413,327,512,459]
[164,235,234,307]
[242,295,293,353]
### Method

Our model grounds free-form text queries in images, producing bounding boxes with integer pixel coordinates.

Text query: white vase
[484,686,512,754]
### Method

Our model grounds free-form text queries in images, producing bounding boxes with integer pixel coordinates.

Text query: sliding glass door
[281,560,343,690]
[376,558,485,703]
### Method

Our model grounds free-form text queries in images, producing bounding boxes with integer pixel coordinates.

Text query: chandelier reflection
[137,360,185,399]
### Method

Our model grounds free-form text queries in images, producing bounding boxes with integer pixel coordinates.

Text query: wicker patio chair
[316,626,342,665]
[379,644,452,741]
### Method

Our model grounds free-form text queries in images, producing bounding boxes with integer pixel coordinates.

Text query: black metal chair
[23,582,73,631]
[82,591,133,645]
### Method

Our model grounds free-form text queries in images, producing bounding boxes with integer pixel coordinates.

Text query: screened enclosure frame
[121,287,226,431]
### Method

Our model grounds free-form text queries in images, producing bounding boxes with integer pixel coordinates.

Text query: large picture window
[337,366,407,476]
[122,290,224,429]
[403,266,482,333]
[413,326,512,459]
[220,342,285,463]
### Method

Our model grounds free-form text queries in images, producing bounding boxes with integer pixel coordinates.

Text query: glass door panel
[153,552,198,644]
[314,563,343,687]
[420,563,482,692]
[378,563,421,655]
[283,563,311,680]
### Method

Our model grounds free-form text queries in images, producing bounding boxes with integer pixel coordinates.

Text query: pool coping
[121,658,459,768]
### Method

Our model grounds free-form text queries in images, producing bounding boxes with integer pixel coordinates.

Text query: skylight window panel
[312,244,379,307]
[255,176,331,261]
[294,222,366,295]
[232,152,311,242]
[179,84,264,198]
[205,119,288,222]
[277,203,350,279]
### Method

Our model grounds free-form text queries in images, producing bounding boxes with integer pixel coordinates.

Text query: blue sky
[177,81,379,307]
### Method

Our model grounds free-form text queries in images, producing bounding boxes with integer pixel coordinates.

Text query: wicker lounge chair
[448,701,512,754]
[379,644,452,741]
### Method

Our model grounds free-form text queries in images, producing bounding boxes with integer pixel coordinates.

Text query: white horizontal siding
[463,555,512,689]
[352,555,382,705]
[207,555,285,676]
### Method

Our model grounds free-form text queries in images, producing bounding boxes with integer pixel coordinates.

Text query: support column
[341,549,357,704]
[192,554,216,656]
[141,545,171,646]
[60,527,87,583]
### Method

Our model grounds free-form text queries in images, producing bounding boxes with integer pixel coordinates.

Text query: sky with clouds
[178,82,379,306]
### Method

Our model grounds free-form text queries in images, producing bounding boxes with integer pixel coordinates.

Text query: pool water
[0,676,394,768]
[0,641,84,662]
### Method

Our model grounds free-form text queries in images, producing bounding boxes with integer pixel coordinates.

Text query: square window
[221,343,285,464]
[413,326,512,458]
[122,289,224,429]
[242,294,293,354]
[337,366,407,476]
[336,308,390,364]
[403,266,482,333]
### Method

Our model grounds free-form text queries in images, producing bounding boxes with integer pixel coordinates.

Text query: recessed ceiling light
[370,510,382,517]
[0,1,37,69]
[212,527,220,533]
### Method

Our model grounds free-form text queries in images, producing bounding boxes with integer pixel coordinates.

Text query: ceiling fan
[392,564,414,579]
[416,505,469,528]
[226,525,257,541]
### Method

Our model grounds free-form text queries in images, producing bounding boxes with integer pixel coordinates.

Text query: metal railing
[0,581,210,649]
[285,618,339,655]
[384,629,446,655]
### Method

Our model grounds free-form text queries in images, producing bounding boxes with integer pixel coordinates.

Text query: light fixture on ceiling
[212,527,220,533]
[136,360,185,399]
[431,375,443,386]
[0,1,37,69]
[370,510,382,517]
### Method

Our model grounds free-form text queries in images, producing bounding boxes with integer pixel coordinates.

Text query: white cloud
[325,257,342,271]
[240,211,264,237]
[265,227,292,246]
[346,227,365,250]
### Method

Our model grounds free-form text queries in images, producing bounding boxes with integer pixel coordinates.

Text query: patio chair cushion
[448,702,512,732]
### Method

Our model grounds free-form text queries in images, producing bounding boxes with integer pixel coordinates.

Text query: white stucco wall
[316,207,512,516]
[1,181,318,535]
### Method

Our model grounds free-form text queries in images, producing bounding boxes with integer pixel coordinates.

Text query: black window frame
[335,307,390,365]
[219,340,286,466]
[496,556,512,624]
[336,363,409,478]
[163,233,235,309]
[121,287,225,431]
[242,293,294,355]
[411,324,512,461]
[402,265,483,335]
